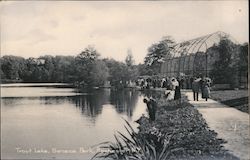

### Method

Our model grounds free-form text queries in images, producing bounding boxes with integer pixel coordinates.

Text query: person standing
[153,79,157,88]
[200,77,206,99]
[192,77,200,101]
[202,80,210,101]
[190,77,194,89]
[174,83,181,100]
[185,77,189,89]
[180,78,184,89]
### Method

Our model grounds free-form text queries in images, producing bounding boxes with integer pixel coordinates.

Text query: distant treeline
[0,46,143,87]
[1,36,248,87]
[0,36,177,86]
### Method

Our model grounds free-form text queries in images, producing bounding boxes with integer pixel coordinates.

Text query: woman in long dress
[170,77,181,100]
[202,80,210,101]
[164,77,179,100]
[174,80,181,100]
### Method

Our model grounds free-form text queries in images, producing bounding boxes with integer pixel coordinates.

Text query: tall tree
[89,60,109,86]
[1,55,26,80]
[210,36,239,87]
[236,42,248,87]
[103,58,126,87]
[75,46,100,83]
[75,46,109,87]
[238,43,248,71]
[124,51,138,83]
[144,36,175,74]
[39,55,55,82]
[125,49,135,67]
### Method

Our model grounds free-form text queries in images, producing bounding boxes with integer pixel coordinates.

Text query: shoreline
[95,90,240,159]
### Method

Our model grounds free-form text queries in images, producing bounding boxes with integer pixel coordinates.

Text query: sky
[0,1,248,64]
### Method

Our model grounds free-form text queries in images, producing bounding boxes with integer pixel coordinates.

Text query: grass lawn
[210,90,249,113]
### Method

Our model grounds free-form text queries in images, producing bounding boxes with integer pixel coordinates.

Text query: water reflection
[2,88,143,122]
[140,89,164,99]
[110,89,139,117]
[73,89,110,118]
[1,85,147,160]
[72,89,140,119]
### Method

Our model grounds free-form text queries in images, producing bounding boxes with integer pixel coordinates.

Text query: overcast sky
[1,1,248,64]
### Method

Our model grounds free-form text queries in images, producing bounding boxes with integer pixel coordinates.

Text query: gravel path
[185,91,250,160]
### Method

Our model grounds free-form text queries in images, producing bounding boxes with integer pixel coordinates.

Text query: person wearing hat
[192,77,201,101]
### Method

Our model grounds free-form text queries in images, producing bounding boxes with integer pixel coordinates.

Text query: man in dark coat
[192,78,201,101]
[180,78,184,89]
[143,98,157,121]
[190,77,194,89]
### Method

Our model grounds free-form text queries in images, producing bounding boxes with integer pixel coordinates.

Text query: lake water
[1,83,147,160]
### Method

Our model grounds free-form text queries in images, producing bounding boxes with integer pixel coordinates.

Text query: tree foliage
[125,49,135,67]
[89,60,109,86]
[238,43,248,71]
[0,55,26,80]
[103,56,138,88]
[209,37,245,87]
[0,46,114,87]
[103,58,128,87]
[144,36,175,75]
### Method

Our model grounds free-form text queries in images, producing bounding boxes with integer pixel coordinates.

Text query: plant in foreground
[92,98,239,160]
[91,119,181,160]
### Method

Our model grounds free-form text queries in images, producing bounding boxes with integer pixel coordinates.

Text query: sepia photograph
[0,1,249,160]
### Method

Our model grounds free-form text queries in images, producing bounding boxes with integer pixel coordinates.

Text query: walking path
[185,91,250,160]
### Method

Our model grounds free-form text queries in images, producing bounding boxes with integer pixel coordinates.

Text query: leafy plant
[92,97,239,160]
[91,119,177,160]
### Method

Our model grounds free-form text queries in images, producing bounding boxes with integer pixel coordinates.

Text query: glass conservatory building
[160,31,237,77]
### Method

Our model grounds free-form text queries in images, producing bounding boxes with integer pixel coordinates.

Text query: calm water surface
[1,83,147,160]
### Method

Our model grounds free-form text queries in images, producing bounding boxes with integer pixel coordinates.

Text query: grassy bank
[210,90,249,113]
[93,95,239,160]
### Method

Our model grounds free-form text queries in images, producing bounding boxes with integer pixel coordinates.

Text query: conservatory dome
[160,31,238,77]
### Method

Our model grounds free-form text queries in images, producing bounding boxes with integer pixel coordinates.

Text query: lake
[1,83,147,160]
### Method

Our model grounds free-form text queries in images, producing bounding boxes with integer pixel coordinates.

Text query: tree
[89,60,109,86]
[1,55,26,80]
[75,46,99,82]
[125,49,135,67]
[39,55,55,82]
[237,43,248,87]
[137,63,154,76]
[103,58,126,87]
[144,36,175,74]
[238,43,248,71]
[75,46,107,87]
[0,58,6,80]
[124,51,138,83]
[210,36,240,87]
[76,45,100,64]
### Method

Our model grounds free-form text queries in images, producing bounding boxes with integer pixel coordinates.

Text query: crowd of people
[141,75,212,122]
[136,76,195,90]
[136,75,211,101]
